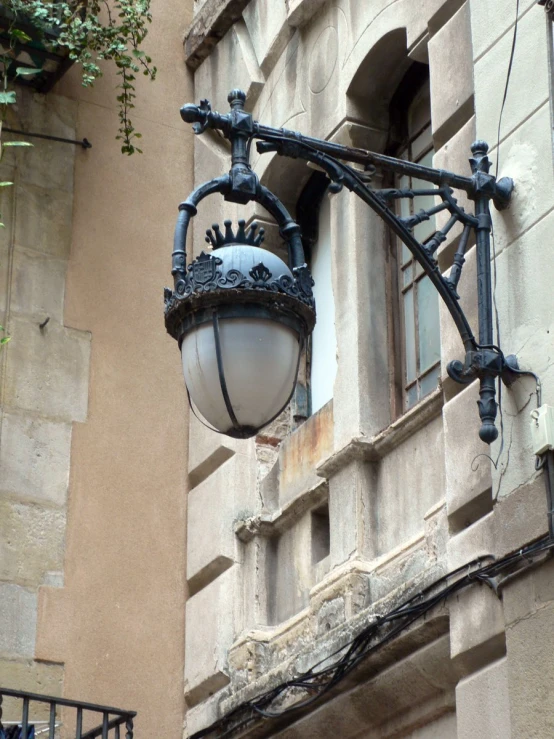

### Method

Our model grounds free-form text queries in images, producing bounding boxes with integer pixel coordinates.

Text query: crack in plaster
[506,598,553,630]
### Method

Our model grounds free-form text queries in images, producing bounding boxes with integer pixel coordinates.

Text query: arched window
[297,172,337,416]
[389,64,441,412]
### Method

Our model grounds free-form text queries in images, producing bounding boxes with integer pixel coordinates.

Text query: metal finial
[471,140,489,156]
[228,89,246,108]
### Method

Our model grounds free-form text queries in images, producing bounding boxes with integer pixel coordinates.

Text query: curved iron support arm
[256,135,477,356]
[177,89,519,444]
[169,92,312,302]
[171,175,231,284]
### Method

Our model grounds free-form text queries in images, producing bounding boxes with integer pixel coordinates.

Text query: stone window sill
[236,389,444,542]
[316,387,444,480]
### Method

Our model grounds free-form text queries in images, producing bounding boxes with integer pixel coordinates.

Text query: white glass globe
[180,245,303,437]
[182,317,300,435]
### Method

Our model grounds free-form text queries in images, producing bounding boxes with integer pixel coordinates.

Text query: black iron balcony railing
[0,688,136,739]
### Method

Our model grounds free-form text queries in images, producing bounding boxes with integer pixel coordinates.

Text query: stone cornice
[235,479,328,542]
[184,0,253,70]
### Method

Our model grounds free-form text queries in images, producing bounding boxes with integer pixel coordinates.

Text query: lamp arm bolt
[173,90,521,444]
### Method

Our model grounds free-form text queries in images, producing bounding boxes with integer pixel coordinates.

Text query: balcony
[0,688,136,738]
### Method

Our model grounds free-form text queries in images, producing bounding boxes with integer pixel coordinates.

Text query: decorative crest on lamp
[205,219,265,249]
[164,217,316,340]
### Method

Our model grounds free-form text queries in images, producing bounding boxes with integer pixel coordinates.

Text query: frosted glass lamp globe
[180,245,305,438]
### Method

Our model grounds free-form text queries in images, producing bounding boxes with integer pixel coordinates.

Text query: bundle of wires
[191,536,554,739]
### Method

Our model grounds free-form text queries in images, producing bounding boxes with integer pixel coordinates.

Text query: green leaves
[0,91,16,104]
[5,0,156,154]
[10,28,31,42]
[15,66,42,77]
[0,325,10,348]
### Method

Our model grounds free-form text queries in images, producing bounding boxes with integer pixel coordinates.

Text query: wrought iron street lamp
[165,89,518,443]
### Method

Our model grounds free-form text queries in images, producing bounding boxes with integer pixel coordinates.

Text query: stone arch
[346,27,412,141]
[257,150,314,216]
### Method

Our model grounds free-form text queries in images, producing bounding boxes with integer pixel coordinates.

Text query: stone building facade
[182,1,554,737]
[0,0,193,735]
[2,0,554,737]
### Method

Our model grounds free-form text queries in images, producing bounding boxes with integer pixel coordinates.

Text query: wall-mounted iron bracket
[178,89,519,444]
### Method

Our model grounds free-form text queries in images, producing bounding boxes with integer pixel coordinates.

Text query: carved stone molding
[286,0,328,28]
[185,0,253,69]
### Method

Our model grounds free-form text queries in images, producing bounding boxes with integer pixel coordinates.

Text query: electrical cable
[490,224,505,472]
[495,0,521,179]
[190,537,554,739]
[544,451,554,538]
[510,366,543,408]
[490,0,520,475]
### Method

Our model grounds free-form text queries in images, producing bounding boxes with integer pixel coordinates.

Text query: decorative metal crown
[164,249,316,341]
[205,219,265,249]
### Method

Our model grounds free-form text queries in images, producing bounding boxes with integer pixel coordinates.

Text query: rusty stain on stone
[280,401,333,494]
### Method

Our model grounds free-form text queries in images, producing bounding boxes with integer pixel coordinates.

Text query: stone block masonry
[0,89,85,702]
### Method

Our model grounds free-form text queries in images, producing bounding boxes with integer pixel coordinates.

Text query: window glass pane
[406,384,418,409]
[417,276,441,372]
[420,365,441,398]
[310,194,337,413]
[392,69,440,413]
[412,125,432,161]
[399,175,411,219]
[407,80,431,135]
[403,287,416,384]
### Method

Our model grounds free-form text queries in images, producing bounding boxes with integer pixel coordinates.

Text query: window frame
[386,64,442,415]
[296,171,332,418]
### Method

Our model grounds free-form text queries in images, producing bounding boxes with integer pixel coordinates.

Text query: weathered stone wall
[0,90,82,701]
[182,0,554,736]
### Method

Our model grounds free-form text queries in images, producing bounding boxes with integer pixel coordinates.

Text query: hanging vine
[2,0,157,154]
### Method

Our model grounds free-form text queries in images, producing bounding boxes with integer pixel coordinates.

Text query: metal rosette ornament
[165,220,316,439]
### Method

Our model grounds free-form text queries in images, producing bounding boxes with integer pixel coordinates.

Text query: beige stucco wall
[0,0,193,735]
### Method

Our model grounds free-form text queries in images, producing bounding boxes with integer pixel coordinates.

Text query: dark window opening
[311,503,330,564]
[296,172,336,418]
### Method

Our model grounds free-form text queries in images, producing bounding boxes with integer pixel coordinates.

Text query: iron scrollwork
[174,89,518,443]
[165,249,315,313]
[538,0,554,20]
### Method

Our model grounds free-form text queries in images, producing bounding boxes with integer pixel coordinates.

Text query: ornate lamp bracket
[177,89,519,444]
[538,0,554,20]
